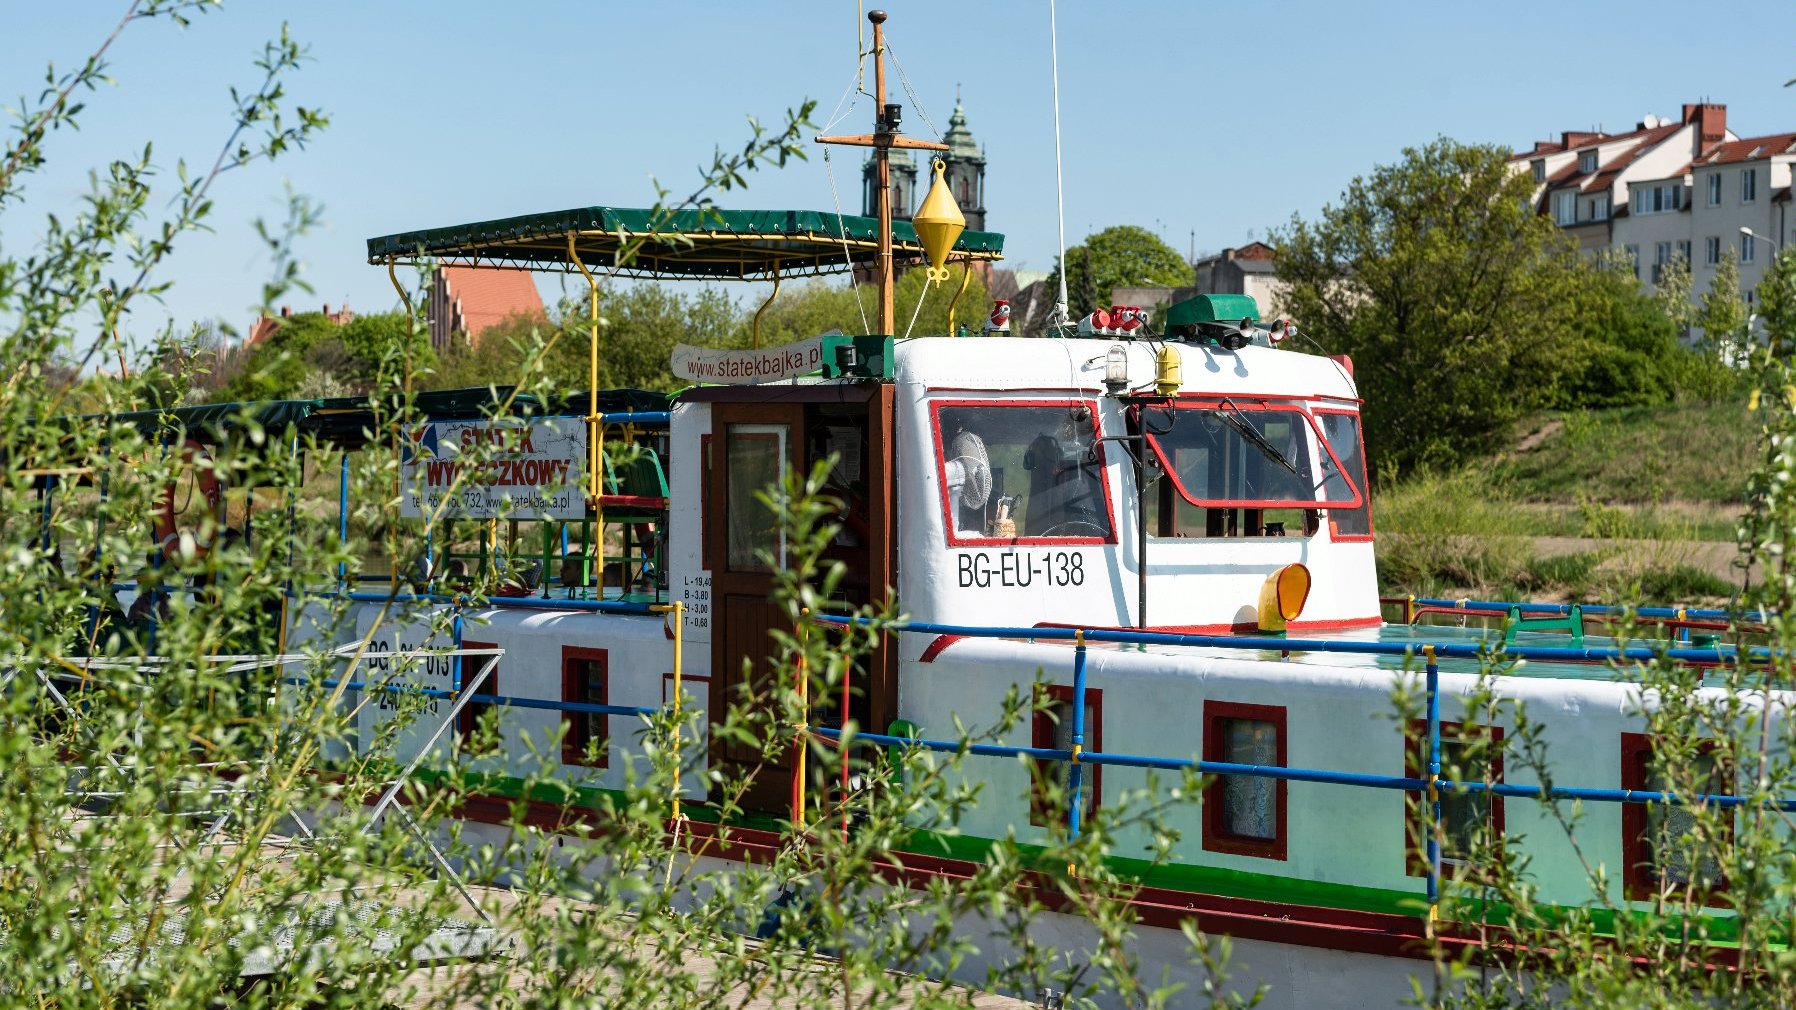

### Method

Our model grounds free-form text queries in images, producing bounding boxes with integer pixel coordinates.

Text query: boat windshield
[1144,401,1362,510]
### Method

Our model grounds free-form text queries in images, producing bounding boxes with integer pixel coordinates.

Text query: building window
[1706,236,1722,266]
[1620,734,1731,901]
[1743,168,1758,203]
[1623,245,1640,279]
[1579,150,1597,173]
[457,639,500,753]
[561,646,609,767]
[1202,702,1287,860]
[1030,684,1101,827]
[1531,160,1545,183]
[1553,191,1576,225]
[1707,172,1722,206]
[1590,194,1609,220]
[1742,233,1756,264]
[1405,721,1504,874]
[1632,182,1683,215]
[1677,240,1692,264]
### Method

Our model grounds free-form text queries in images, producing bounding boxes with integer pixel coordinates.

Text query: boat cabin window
[1315,409,1372,541]
[724,424,788,571]
[1030,684,1101,827]
[933,401,1114,545]
[1202,702,1287,860]
[1405,721,1504,873]
[1143,401,1359,540]
[1621,734,1730,900]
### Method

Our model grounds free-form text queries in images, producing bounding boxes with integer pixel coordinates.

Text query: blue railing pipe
[1425,647,1441,917]
[1068,631,1088,840]
[597,411,672,426]
[808,615,1761,666]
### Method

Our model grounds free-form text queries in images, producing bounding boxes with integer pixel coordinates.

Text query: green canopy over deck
[365,206,1003,281]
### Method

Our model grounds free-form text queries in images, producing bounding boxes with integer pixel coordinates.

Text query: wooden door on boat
[708,402,804,813]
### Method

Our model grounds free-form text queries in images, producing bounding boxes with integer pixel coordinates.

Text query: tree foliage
[1275,138,1717,472]
[1697,249,1747,354]
[1047,225,1189,318]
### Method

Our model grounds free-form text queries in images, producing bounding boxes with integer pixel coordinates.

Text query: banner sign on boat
[671,336,822,385]
[399,418,585,520]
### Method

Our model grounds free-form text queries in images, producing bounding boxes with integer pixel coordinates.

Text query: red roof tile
[440,266,546,338]
[1698,132,1796,166]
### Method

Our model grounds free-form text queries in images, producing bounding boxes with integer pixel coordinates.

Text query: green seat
[1503,604,1585,649]
[601,445,668,523]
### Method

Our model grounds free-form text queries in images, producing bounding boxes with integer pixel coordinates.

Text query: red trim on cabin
[1312,406,1375,543]
[1405,720,1504,877]
[928,398,1119,547]
[1144,399,1363,511]
[918,634,965,662]
[922,387,1365,406]
[561,646,609,768]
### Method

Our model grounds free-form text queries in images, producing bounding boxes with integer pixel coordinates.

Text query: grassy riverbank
[1373,396,1754,606]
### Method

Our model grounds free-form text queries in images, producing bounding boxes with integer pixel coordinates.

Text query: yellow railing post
[671,600,685,822]
[794,607,810,828]
[751,263,781,349]
[566,233,604,594]
[946,257,971,335]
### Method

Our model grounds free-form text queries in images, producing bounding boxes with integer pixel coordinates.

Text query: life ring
[152,439,223,559]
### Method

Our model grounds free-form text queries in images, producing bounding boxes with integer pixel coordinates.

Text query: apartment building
[1612,133,1796,307]
[1518,101,1796,311]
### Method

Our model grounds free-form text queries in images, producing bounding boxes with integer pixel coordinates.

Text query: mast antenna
[1048,0,1070,334]
[817,9,949,336]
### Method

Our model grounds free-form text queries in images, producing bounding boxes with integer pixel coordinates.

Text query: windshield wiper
[1214,399,1299,476]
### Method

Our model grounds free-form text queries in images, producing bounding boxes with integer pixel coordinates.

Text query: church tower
[940,98,986,231]
[863,148,918,220]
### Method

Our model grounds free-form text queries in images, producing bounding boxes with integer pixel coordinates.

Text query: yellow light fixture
[1154,344,1182,397]
[913,157,966,284]
[1256,563,1312,634]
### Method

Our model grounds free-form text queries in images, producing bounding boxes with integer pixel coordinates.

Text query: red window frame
[929,398,1119,547]
[561,646,609,768]
[1144,398,1363,512]
[1202,701,1288,860]
[1311,406,1374,543]
[1620,733,1731,902]
[1404,720,1504,876]
[457,639,499,749]
[1029,683,1102,827]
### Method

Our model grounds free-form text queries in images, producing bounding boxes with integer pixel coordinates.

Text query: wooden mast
[817,8,948,336]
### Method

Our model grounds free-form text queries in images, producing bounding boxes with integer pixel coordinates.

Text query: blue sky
[5,0,1795,342]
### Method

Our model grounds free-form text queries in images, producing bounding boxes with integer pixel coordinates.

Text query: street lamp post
[1740,226,1782,254]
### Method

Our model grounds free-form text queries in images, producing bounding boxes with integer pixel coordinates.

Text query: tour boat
[79,12,1778,1006]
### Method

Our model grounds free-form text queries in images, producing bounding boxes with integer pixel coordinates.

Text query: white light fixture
[1104,344,1129,394]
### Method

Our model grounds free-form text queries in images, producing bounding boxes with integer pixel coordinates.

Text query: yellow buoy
[913,157,966,284]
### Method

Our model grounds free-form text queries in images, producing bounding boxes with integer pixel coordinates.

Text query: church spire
[940,97,986,231]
